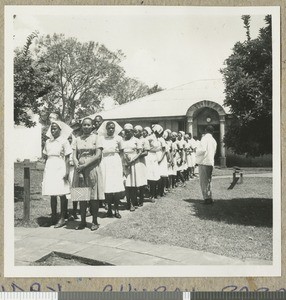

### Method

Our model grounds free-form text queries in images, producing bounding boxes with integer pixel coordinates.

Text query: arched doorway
[186,100,226,167]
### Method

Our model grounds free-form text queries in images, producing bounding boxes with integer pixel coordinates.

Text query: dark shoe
[205,198,214,205]
[106,210,113,218]
[139,202,143,207]
[130,205,135,212]
[75,222,86,230]
[68,213,79,221]
[50,216,58,226]
[91,223,99,231]
[114,212,122,219]
[54,218,66,228]
[68,215,74,221]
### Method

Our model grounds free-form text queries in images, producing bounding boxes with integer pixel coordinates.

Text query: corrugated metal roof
[90,79,229,120]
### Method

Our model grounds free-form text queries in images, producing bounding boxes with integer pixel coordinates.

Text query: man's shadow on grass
[183,198,272,228]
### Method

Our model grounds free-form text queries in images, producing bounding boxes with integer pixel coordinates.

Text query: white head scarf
[134,125,143,131]
[144,127,152,135]
[124,123,133,130]
[163,129,170,139]
[97,120,123,137]
[46,120,73,140]
[152,124,164,135]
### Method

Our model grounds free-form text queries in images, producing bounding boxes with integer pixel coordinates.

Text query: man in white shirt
[195,126,217,204]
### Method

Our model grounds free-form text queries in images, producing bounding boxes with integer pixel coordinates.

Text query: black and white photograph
[5,5,280,277]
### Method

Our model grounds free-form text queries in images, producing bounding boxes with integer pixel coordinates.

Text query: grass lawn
[14,163,273,260]
[99,176,273,261]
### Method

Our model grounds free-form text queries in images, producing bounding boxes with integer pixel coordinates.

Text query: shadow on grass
[14,185,24,202]
[183,198,272,227]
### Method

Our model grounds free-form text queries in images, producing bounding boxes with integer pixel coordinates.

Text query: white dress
[185,140,193,168]
[121,137,146,187]
[156,137,169,177]
[176,139,186,171]
[170,141,178,175]
[101,135,125,193]
[189,138,197,167]
[42,137,72,196]
[145,135,161,181]
[165,140,173,176]
[135,137,150,186]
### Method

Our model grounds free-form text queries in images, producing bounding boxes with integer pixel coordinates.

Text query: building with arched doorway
[92,79,233,167]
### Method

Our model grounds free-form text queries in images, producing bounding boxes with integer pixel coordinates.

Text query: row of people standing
[42,114,201,231]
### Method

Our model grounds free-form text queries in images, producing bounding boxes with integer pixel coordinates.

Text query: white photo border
[4,5,281,277]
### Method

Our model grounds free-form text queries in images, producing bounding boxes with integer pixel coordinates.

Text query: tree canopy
[14,32,54,127]
[220,15,272,156]
[14,33,163,126]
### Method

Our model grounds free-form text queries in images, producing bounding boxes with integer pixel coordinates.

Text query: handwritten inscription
[102,284,191,292]
[222,285,286,292]
[102,284,286,292]
[0,282,285,292]
[1,282,62,292]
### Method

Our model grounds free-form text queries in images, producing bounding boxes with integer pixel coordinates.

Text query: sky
[12,6,268,89]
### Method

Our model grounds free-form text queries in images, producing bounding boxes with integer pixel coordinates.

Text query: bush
[226,153,272,168]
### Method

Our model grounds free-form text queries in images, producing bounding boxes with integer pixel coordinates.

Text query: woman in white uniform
[42,121,72,227]
[143,127,160,202]
[98,121,125,218]
[120,124,143,211]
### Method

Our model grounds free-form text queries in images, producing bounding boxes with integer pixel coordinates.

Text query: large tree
[220,15,272,156]
[33,34,126,124]
[15,33,164,126]
[14,32,54,127]
[111,78,164,105]
[111,76,149,105]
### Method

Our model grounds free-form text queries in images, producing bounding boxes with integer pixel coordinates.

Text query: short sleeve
[136,138,143,150]
[190,139,196,149]
[117,136,123,150]
[143,138,150,151]
[160,137,166,148]
[63,140,73,156]
[178,140,184,150]
[119,137,125,150]
[96,135,104,149]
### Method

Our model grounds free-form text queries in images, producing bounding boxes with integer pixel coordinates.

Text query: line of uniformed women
[42,115,199,231]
